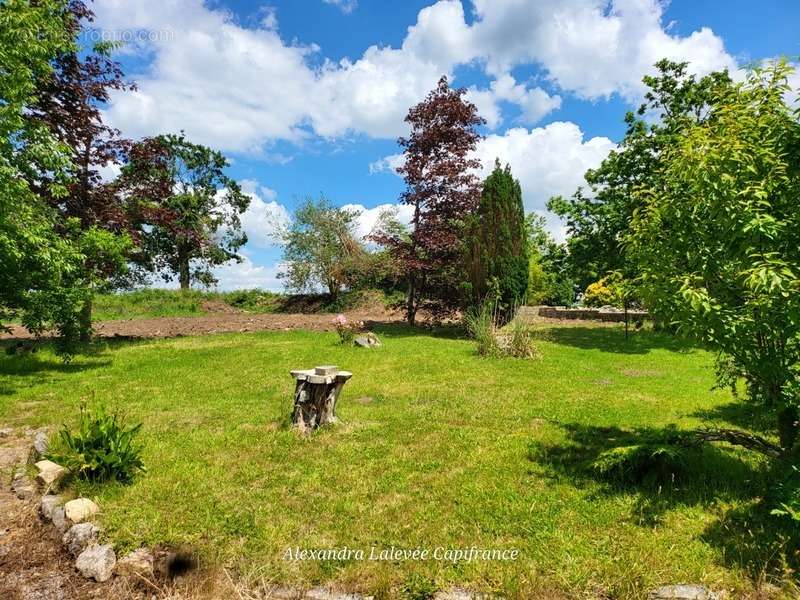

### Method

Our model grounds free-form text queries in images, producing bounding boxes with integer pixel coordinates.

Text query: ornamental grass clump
[505,318,540,359]
[464,302,501,357]
[465,303,540,359]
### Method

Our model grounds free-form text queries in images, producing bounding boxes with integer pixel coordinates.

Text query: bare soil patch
[1,309,405,341]
[0,432,123,599]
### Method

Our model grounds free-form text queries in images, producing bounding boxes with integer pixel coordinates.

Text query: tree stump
[290,365,352,433]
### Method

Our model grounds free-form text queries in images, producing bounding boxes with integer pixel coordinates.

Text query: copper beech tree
[375,76,485,324]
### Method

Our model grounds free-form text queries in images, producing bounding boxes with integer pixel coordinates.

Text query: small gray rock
[115,547,154,578]
[263,586,302,600]
[353,332,381,348]
[11,471,35,500]
[433,590,487,600]
[305,588,373,600]
[63,523,100,557]
[0,427,13,438]
[75,544,116,582]
[40,495,64,521]
[649,585,718,600]
[27,430,49,464]
[51,506,70,533]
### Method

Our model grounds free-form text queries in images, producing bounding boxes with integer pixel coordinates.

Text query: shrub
[590,428,692,484]
[332,314,362,345]
[48,405,145,483]
[772,465,800,528]
[583,274,624,308]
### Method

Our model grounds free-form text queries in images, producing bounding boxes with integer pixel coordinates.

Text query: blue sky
[90,0,800,290]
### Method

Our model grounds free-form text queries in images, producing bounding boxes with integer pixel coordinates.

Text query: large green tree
[466,160,528,315]
[122,133,249,289]
[280,197,363,299]
[0,0,90,350]
[26,1,137,338]
[629,61,800,455]
[549,60,733,290]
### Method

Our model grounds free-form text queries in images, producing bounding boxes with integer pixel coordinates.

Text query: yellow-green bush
[583,274,624,307]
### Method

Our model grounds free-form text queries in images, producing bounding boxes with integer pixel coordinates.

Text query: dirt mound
[199,300,239,314]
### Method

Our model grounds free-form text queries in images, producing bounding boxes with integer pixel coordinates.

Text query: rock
[433,590,487,600]
[115,548,154,578]
[27,430,49,464]
[40,495,64,521]
[75,544,116,582]
[649,585,719,600]
[0,427,13,438]
[11,471,35,500]
[305,588,373,600]
[262,586,301,600]
[64,498,99,524]
[353,332,381,348]
[598,305,623,313]
[51,506,70,533]
[35,459,67,491]
[63,523,100,557]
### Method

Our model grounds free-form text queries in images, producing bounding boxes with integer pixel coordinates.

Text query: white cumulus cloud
[92,0,736,151]
[341,203,415,240]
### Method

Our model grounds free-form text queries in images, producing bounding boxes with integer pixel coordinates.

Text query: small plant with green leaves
[48,405,145,483]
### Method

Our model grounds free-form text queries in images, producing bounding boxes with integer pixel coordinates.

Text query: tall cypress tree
[466,160,529,316]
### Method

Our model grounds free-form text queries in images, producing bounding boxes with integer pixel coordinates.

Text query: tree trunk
[78,294,93,342]
[178,254,190,290]
[778,405,798,452]
[406,276,417,325]
[290,367,352,434]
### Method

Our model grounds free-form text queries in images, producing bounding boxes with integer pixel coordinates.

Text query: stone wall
[535,306,649,323]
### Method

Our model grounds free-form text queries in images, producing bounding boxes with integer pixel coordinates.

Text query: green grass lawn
[0,324,793,598]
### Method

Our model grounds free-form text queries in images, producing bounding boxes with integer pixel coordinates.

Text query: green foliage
[402,574,436,600]
[592,433,689,484]
[466,161,529,317]
[628,60,800,452]
[525,214,574,306]
[549,60,734,290]
[48,405,145,483]
[583,273,625,308]
[280,196,363,299]
[125,133,249,289]
[0,0,89,355]
[771,466,800,529]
